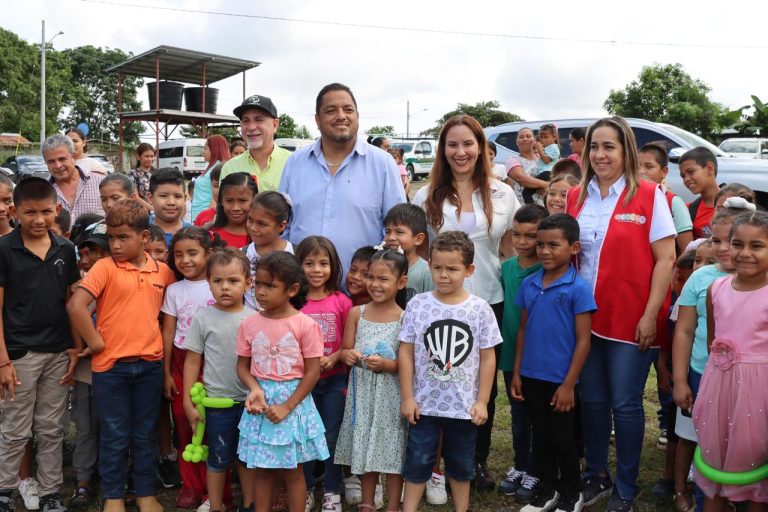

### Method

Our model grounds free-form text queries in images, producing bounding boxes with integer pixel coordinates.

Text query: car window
[630,128,677,151]
[720,141,759,154]
[186,146,205,157]
[158,146,183,158]
[393,143,413,153]
[493,131,519,153]
[661,125,726,156]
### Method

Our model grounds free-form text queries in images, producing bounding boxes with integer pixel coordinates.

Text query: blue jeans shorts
[403,415,477,483]
[206,403,245,472]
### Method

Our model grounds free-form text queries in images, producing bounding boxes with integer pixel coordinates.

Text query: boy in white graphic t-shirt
[398,231,502,512]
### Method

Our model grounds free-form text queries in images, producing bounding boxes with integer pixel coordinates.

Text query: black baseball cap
[233,95,278,119]
[75,221,109,251]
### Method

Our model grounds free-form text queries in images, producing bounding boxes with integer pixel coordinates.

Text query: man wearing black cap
[220,94,291,191]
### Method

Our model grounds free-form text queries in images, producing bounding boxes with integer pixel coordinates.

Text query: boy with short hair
[52,208,72,239]
[678,147,720,239]
[67,198,175,512]
[511,213,596,512]
[0,177,81,512]
[384,203,434,293]
[550,159,581,180]
[399,231,502,512]
[149,168,189,246]
[497,204,549,501]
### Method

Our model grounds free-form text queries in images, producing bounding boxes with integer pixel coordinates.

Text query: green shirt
[220,144,291,191]
[498,256,542,371]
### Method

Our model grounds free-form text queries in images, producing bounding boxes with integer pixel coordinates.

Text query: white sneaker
[18,478,40,511]
[321,493,341,512]
[425,472,448,505]
[305,491,315,512]
[196,498,210,512]
[374,482,384,509]
[343,476,362,505]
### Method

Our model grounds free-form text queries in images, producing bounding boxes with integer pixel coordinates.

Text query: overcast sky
[5,0,768,139]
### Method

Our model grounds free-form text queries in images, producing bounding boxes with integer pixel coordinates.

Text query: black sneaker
[515,473,540,504]
[499,467,525,495]
[0,493,15,512]
[605,493,635,512]
[474,462,496,492]
[68,487,97,509]
[158,454,182,489]
[40,493,68,512]
[520,488,559,512]
[581,474,613,506]
[555,491,583,512]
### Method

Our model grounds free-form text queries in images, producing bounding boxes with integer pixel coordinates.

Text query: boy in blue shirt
[498,205,549,501]
[511,213,596,512]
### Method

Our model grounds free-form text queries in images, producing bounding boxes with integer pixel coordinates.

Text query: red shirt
[690,200,714,239]
[210,227,250,249]
[193,207,216,227]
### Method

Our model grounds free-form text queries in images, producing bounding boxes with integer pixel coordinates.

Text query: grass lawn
[59,367,676,511]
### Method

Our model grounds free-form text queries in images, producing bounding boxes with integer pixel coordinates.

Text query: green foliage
[421,101,523,138]
[366,125,395,136]
[0,28,71,142]
[604,63,720,138]
[275,113,311,139]
[62,46,144,144]
[180,125,240,139]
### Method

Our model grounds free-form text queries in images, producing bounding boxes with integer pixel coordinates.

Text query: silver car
[485,118,768,207]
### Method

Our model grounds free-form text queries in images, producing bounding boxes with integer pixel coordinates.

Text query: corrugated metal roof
[0,133,31,147]
[106,45,260,85]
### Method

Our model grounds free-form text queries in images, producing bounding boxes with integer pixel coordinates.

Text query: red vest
[566,181,659,344]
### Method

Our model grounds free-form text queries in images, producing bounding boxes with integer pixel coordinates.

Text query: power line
[81,0,768,50]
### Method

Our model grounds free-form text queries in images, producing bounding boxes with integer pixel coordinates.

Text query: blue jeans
[93,360,163,499]
[303,373,346,494]
[206,404,245,472]
[503,371,533,473]
[403,415,477,483]
[580,337,654,500]
[651,348,673,430]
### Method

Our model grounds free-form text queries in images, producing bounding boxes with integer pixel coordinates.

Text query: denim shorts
[206,403,245,472]
[403,415,477,483]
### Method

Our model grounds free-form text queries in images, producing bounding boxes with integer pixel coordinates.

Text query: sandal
[674,491,694,512]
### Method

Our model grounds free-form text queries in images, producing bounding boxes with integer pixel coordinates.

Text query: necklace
[326,161,342,167]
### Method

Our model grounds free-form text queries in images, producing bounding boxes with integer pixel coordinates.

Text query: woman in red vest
[565,117,676,510]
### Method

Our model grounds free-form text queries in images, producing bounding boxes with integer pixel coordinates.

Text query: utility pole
[40,20,45,144]
[406,100,410,139]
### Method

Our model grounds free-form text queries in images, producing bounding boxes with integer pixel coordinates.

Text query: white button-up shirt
[413,180,520,304]
[575,175,676,289]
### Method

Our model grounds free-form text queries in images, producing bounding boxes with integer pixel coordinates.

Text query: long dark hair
[295,236,343,293]
[168,226,225,280]
[213,172,258,228]
[255,252,309,310]
[424,115,494,234]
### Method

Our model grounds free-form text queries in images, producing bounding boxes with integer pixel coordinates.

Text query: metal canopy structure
[106,45,260,85]
[108,46,260,170]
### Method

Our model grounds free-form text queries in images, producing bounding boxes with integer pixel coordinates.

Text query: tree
[604,63,721,138]
[421,101,523,138]
[62,46,144,144]
[0,28,71,142]
[366,125,395,135]
[275,113,312,139]
[180,125,240,139]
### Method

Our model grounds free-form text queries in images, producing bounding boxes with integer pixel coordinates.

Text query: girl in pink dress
[693,210,768,508]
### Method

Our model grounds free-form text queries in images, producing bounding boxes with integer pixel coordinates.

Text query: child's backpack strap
[688,197,701,221]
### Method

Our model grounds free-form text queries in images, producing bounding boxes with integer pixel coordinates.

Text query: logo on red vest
[614,213,646,225]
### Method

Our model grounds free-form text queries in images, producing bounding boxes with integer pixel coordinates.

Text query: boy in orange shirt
[68,198,175,512]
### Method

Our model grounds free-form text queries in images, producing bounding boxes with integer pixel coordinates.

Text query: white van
[158,138,207,178]
[275,138,315,152]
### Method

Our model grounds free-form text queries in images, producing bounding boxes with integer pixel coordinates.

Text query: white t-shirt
[399,292,502,420]
[413,180,520,304]
[244,241,294,310]
[160,279,216,349]
[491,163,507,181]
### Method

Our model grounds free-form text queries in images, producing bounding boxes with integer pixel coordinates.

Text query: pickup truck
[485,118,768,208]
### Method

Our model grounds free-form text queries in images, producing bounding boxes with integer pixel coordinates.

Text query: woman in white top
[66,127,108,176]
[506,127,547,205]
[412,114,520,478]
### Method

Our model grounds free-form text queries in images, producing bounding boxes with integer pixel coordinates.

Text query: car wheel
[407,164,416,182]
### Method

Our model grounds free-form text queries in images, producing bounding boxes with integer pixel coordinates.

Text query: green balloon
[694,447,768,485]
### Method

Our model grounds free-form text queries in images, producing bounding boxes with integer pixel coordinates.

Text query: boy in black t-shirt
[0,177,81,512]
